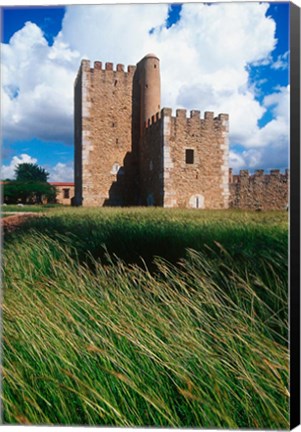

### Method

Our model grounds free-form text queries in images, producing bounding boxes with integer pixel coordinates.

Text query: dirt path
[1,212,44,234]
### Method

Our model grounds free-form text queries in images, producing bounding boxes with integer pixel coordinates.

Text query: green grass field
[2,208,289,427]
[2,204,60,213]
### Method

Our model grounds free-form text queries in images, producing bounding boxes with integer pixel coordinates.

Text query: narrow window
[116,138,119,145]
[185,149,194,164]
[114,80,118,86]
[63,188,70,199]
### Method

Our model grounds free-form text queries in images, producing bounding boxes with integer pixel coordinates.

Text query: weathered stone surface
[74,60,139,206]
[229,169,288,210]
[74,54,287,210]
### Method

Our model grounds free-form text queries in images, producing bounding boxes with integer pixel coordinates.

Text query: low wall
[229,169,289,210]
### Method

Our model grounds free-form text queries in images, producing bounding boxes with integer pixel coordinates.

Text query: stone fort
[74,53,288,210]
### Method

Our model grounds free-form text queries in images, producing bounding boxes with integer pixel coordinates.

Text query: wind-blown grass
[2,208,288,427]
[4,207,288,269]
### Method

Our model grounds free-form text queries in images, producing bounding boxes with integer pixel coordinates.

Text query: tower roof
[143,53,159,60]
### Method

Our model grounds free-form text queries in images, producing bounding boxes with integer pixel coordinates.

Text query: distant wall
[229,169,289,210]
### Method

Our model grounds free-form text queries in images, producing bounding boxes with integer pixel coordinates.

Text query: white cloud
[230,85,289,172]
[48,162,74,182]
[263,85,289,119]
[1,3,289,176]
[244,85,289,148]
[229,151,246,171]
[230,142,288,173]
[272,51,289,70]
[1,21,80,144]
[57,4,169,64]
[1,154,38,180]
[1,155,74,183]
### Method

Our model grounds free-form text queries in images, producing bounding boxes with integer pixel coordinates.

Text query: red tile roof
[50,182,74,186]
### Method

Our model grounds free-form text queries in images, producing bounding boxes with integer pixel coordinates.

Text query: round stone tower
[138,53,161,136]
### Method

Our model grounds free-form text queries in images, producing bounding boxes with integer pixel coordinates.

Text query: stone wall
[74,54,289,211]
[229,169,289,210]
[74,67,83,205]
[74,54,229,209]
[159,109,229,209]
[74,60,139,206]
[140,113,164,206]
[74,54,288,209]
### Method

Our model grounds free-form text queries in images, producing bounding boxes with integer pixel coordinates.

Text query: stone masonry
[74,53,287,210]
[229,169,289,210]
[74,59,139,206]
[74,53,229,209]
[140,109,229,208]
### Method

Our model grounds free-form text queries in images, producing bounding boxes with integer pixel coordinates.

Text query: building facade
[74,54,230,209]
[50,182,75,205]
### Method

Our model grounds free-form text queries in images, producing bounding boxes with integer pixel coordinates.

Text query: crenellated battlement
[158,107,229,121]
[80,59,136,75]
[144,111,162,129]
[143,107,229,132]
[142,107,230,134]
[229,168,288,210]
[229,168,289,184]
[75,53,287,210]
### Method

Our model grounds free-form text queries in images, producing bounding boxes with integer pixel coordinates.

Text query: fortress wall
[74,65,83,205]
[229,169,289,210]
[140,113,164,206]
[74,54,289,211]
[160,109,230,209]
[75,60,138,206]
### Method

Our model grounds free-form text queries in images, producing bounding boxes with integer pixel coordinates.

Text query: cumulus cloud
[1,21,80,144]
[244,85,289,150]
[1,154,38,180]
[1,2,289,176]
[229,86,289,172]
[229,151,246,171]
[272,51,289,70]
[1,154,74,183]
[57,4,169,64]
[230,143,288,173]
[48,162,74,182]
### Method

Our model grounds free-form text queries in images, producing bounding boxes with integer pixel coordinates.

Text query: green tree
[3,181,57,204]
[15,163,49,182]
[2,163,56,204]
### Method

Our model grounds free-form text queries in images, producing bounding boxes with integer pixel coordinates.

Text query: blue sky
[1,2,290,180]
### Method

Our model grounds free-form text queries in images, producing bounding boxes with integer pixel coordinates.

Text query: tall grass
[2,209,288,427]
[5,208,288,269]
